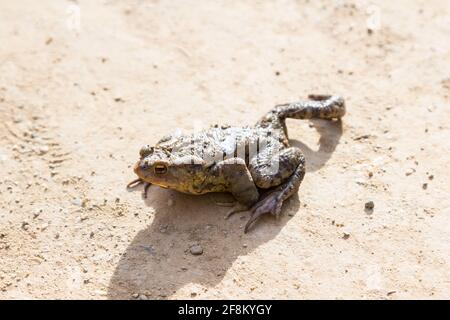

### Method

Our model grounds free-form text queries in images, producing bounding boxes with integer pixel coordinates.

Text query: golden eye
[154,164,167,174]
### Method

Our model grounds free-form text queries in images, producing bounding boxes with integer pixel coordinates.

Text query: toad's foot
[213,198,248,219]
[127,178,151,198]
[142,182,151,199]
[224,203,249,219]
[127,178,143,189]
[244,191,284,233]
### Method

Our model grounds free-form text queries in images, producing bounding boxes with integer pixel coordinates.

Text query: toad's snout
[134,159,149,177]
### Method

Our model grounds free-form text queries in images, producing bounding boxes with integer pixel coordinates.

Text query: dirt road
[0,0,449,299]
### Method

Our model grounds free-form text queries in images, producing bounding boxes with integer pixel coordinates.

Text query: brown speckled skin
[131,95,345,232]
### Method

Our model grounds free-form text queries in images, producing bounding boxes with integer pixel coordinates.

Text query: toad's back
[158,125,286,166]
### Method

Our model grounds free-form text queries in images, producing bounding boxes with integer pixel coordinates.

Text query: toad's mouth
[142,177,170,189]
[152,182,169,189]
[138,174,169,189]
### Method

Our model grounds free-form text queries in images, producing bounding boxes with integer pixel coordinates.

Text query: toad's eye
[139,145,154,158]
[154,164,167,174]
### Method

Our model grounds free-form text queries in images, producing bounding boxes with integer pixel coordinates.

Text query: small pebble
[38,146,49,155]
[422,183,428,190]
[21,221,29,231]
[405,168,415,176]
[190,244,203,256]
[72,198,83,207]
[159,224,168,233]
[365,201,375,211]
[131,293,139,299]
[342,232,350,240]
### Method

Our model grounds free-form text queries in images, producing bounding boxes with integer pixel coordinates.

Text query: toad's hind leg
[245,147,306,232]
[256,95,345,136]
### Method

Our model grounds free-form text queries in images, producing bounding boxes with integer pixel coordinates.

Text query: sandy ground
[1,0,449,300]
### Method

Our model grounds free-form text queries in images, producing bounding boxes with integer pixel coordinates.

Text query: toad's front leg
[211,158,260,219]
[126,178,152,198]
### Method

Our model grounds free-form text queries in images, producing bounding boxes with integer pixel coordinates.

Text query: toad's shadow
[290,119,343,172]
[107,119,342,299]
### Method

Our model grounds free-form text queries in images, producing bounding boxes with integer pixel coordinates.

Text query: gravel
[190,244,203,256]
